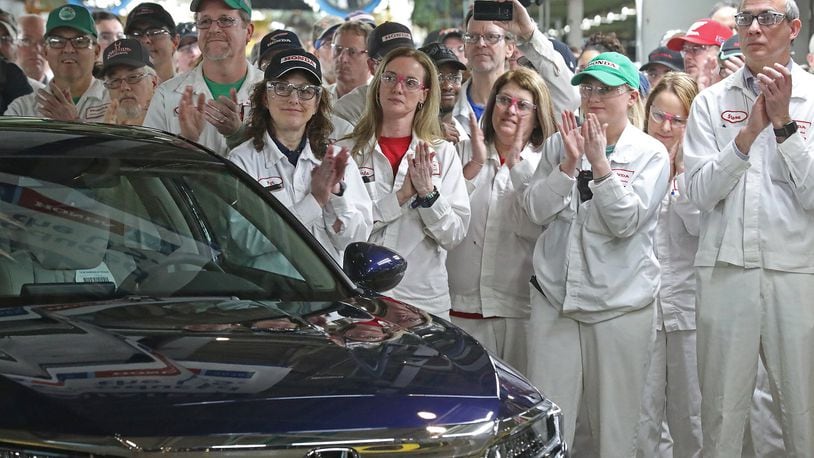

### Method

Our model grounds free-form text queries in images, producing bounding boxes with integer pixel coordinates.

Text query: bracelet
[593,172,613,183]
[469,159,484,166]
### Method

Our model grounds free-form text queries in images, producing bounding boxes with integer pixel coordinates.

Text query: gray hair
[738,0,799,20]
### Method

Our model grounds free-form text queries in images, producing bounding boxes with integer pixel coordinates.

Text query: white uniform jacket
[684,63,814,273]
[332,83,369,125]
[452,29,579,136]
[654,173,700,332]
[227,132,373,263]
[515,123,670,323]
[347,135,471,315]
[4,78,109,120]
[143,62,264,156]
[447,140,543,318]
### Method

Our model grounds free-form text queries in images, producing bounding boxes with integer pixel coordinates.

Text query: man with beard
[4,4,108,121]
[125,3,178,82]
[143,0,262,156]
[100,38,158,125]
[420,42,468,144]
[16,14,51,86]
[667,18,732,90]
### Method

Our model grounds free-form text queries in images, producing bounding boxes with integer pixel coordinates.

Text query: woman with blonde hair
[521,52,670,455]
[344,47,470,319]
[447,67,557,374]
[638,72,703,457]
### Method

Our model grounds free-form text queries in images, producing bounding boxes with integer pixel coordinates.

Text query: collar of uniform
[452,78,473,119]
[49,78,109,103]
[169,60,261,97]
[604,122,637,164]
[738,59,794,96]
[262,130,317,168]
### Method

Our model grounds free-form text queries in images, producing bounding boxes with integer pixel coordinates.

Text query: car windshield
[0,153,347,305]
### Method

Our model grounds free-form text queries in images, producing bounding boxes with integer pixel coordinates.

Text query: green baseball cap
[46,4,97,38]
[190,0,252,16]
[571,52,639,90]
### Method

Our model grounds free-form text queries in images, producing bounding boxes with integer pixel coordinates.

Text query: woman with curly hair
[343,47,470,319]
[228,48,372,262]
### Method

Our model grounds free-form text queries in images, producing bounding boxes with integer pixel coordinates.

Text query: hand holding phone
[473,1,513,21]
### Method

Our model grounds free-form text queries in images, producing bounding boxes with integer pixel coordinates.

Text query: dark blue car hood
[0,296,542,437]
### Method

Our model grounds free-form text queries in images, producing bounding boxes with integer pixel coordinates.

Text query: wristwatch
[332,181,347,197]
[773,121,797,139]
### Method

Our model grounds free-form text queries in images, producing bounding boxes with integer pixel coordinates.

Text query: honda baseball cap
[640,47,684,72]
[368,21,414,60]
[419,43,466,71]
[190,0,251,16]
[719,34,742,60]
[264,48,321,85]
[571,52,640,89]
[666,19,733,51]
[259,29,302,65]
[0,8,18,38]
[46,5,97,38]
[100,38,154,77]
[125,3,176,35]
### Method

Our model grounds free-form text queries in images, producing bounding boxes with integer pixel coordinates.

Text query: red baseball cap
[667,19,733,51]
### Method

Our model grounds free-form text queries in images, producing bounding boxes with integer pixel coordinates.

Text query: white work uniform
[332,83,368,125]
[348,135,470,317]
[228,132,372,263]
[452,29,579,136]
[517,123,669,456]
[143,62,264,156]
[684,62,814,457]
[637,173,703,458]
[4,78,109,120]
[446,140,542,374]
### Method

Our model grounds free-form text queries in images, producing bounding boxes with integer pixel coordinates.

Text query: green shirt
[204,72,248,101]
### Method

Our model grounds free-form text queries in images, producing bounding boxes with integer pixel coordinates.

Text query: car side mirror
[343,242,407,293]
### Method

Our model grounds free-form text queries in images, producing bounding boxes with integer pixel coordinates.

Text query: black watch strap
[773,121,797,138]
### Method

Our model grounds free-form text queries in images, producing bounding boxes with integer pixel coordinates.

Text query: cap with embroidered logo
[259,29,302,65]
[264,48,321,85]
[666,19,733,51]
[571,52,640,89]
[0,8,18,38]
[640,47,684,72]
[190,0,251,16]
[46,5,97,38]
[419,43,466,72]
[100,38,154,77]
[125,3,176,35]
[719,34,741,60]
[368,21,414,60]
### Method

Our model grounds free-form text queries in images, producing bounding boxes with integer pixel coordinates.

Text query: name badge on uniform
[360,167,375,183]
[259,176,284,191]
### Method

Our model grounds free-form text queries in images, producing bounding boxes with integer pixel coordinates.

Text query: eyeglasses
[104,72,150,89]
[646,68,671,81]
[438,73,463,85]
[99,31,126,42]
[462,33,504,45]
[266,81,322,100]
[734,11,786,27]
[680,44,710,57]
[331,44,368,58]
[495,94,536,113]
[127,28,170,40]
[649,107,687,127]
[45,35,94,49]
[18,37,42,48]
[195,16,239,29]
[0,36,15,45]
[579,83,629,99]
[380,71,425,91]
